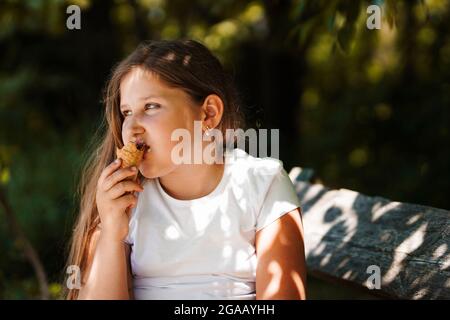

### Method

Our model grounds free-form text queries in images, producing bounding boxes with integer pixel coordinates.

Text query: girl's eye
[121,103,160,117]
[145,103,161,110]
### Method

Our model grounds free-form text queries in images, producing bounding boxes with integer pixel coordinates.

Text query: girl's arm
[77,226,131,300]
[255,207,307,299]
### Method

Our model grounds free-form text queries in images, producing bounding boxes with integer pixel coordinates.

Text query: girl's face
[119,67,202,178]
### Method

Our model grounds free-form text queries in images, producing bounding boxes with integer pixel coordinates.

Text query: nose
[124,114,145,142]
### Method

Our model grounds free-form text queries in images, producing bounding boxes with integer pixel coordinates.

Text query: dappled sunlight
[182,54,191,66]
[342,270,354,280]
[189,2,266,55]
[264,261,283,296]
[222,244,233,258]
[164,225,181,240]
[406,213,421,225]
[295,178,450,299]
[334,189,359,244]
[383,222,427,284]
[432,243,447,259]
[137,155,262,298]
[220,212,232,231]
[311,241,327,257]
[371,201,401,222]
[320,253,332,267]
[396,222,427,253]
[255,210,306,299]
[162,51,176,61]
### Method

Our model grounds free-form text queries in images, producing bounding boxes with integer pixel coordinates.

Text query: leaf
[337,23,355,53]
[290,0,307,21]
[0,167,10,185]
[297,19,316,48]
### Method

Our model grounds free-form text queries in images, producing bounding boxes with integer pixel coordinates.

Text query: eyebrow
[120,95,161,110]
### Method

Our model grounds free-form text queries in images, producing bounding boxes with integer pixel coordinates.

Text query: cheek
[158,126,182,152]
[152,123,191,159]
[121,120,130,142]
[154,114,184,138]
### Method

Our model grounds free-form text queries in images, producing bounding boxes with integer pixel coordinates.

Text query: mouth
[134,138,151,152]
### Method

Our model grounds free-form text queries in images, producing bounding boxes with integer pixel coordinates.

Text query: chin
[139,166,158,179]
[140,161,177,180]
[138,161,164,179]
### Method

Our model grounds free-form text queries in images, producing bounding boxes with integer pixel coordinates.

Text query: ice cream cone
[116,140,147,181]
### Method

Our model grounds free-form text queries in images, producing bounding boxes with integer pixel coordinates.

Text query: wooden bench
[288,167,450,299]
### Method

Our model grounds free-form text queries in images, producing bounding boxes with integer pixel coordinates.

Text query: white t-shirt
[125,148,301,300]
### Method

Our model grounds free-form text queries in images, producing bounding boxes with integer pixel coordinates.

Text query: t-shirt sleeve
[255,166,301,232]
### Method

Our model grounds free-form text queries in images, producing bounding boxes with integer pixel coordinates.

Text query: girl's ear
[201,94,224,129]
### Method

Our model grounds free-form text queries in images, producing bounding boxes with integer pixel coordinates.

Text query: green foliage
[0,0,449,299]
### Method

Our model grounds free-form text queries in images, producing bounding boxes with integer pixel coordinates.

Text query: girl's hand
[96,159,144,242]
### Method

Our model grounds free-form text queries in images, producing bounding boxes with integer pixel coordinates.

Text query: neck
[158,160,225,201]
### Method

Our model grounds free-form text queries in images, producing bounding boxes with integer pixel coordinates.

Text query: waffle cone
[116,141,145,171]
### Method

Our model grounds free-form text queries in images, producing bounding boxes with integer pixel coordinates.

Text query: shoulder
[226,148,284,186]
[225,148,288,206]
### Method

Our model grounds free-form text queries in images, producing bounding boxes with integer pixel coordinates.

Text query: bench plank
[289,167,450,299]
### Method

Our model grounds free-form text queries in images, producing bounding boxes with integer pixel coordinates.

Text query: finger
[103,166,140,191]
[125,205,135,218]
[98,159,122,186]
[117,194,137,211]
[109,181,144,199]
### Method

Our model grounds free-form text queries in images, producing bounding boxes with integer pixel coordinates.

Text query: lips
[134,138,151,153]
[133,138,151,162]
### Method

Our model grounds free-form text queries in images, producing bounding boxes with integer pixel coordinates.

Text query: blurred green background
[0,0,449,299]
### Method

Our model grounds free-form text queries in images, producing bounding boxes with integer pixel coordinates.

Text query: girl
[66,39,307,300]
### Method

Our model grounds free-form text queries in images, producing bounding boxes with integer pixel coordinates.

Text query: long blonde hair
[65,39,245,299]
